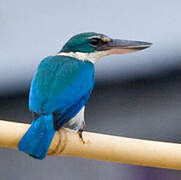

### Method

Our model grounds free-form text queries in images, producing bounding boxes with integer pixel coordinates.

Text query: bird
[18,32,152,159]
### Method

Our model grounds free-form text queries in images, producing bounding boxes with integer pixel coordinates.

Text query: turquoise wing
[29,55,94,128]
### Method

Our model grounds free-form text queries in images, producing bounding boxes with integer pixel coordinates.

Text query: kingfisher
[18,32,151,159]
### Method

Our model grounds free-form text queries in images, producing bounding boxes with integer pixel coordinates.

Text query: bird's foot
[78,129,85,144]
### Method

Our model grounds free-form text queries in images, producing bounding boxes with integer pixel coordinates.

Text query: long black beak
[98,39,152,55]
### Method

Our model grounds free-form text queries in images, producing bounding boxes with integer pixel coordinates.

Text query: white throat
[57,51,109,64]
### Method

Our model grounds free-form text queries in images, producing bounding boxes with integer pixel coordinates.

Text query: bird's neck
[57,51,108,64]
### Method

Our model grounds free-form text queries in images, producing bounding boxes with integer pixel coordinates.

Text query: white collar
[57,51,109,64]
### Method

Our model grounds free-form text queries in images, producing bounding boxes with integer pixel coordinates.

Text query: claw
[78,129,85,144]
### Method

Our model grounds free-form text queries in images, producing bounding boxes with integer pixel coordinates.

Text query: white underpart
[57,51,109,64]
[68,106,85,131]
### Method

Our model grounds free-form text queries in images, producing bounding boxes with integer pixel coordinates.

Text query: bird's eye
[90,38,102,46]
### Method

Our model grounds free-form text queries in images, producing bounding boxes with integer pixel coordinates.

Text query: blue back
[29,55,94,130]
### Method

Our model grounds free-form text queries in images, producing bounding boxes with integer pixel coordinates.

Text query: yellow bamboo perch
[0,120,181,170]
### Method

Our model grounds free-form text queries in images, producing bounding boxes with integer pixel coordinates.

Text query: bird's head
[58,32,152,64]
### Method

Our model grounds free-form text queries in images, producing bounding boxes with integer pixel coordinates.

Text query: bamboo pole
[0,120,181,170]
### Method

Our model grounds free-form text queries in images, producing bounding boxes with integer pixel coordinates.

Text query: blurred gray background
[1,0,181,179]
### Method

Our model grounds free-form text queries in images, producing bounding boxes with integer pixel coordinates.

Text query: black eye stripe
[90,38,105,46]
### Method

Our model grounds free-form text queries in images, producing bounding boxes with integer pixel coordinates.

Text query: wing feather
[29,56,94,120]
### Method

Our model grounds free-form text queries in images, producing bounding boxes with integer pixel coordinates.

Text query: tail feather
[18,114,55,159]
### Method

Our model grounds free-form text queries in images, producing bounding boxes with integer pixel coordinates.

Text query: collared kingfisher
[18,32,152,159]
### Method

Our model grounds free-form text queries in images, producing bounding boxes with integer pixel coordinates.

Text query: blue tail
[18,114,55,160]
